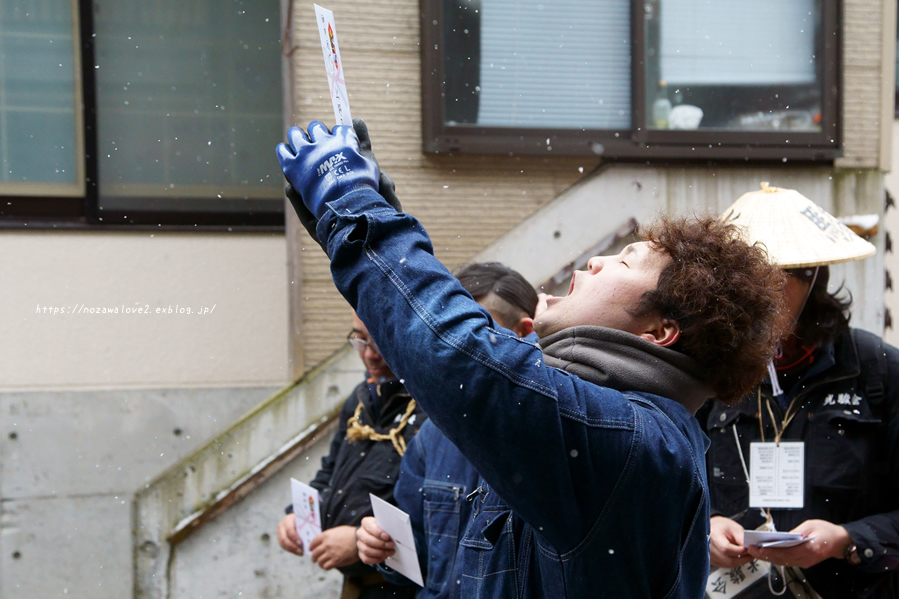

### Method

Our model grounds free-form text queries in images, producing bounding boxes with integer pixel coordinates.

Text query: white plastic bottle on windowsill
[652,80,671,129]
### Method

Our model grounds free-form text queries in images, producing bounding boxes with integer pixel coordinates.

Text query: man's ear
[638,318,680,347]
[513,317,535,338]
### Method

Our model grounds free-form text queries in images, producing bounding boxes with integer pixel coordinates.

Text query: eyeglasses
[347,332,377,353]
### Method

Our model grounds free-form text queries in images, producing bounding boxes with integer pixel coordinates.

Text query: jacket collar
[766,329,859,402]
[539,326,715,415]
[358,377,412,426]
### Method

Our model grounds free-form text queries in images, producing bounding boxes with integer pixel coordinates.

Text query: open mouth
[567,273,576,296]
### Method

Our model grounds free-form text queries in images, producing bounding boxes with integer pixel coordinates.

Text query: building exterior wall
[0,231,290,390]
[169,431,342,599]
[884,120,899,346]
[1,385,280,599]
[0,228,292,597]
[286,0,895,371]
[284,0,596,369]
[836,0,892,168]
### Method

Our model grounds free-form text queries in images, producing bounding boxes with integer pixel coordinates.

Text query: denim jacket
[321,189,711,598]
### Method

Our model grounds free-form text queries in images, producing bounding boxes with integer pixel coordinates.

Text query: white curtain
[660,0,817,85]
[477,0,631,129]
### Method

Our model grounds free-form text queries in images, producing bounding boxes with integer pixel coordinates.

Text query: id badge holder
[749,441,804,509]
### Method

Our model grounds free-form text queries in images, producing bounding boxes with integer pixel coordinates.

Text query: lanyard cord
[732,419,774,524]
[733,424,751,485]
[756,387,804,527]
[757,387,802,445]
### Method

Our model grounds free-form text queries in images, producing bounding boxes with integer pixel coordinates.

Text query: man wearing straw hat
[705,183,898,599]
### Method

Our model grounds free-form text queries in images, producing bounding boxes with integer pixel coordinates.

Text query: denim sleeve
[320,189,633,551]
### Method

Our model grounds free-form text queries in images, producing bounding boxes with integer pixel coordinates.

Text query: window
[1,0,285,228]
[422,0,840,160]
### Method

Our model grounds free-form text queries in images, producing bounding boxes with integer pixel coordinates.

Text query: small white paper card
[369,494,424,587]
[761,536,816,549]
[314,4,352,126]
[291,478,322,553]
[743,530,815,548]
[749,441,804,508]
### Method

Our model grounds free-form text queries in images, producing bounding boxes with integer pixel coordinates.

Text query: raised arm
[277,122,636,551]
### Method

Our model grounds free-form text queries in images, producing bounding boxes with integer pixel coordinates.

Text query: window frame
[0,0,285,231]
[420,0,842,161]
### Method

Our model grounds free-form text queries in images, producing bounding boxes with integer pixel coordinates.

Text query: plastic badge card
[291,478,322,553]
[314,4,352,126]
[370,494,424,587]
[749,441,804,508]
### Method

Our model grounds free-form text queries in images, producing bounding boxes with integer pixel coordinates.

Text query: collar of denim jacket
[539,326,713,414]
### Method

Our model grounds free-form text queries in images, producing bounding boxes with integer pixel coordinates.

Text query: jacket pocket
[458,508,517,599]
[809,408,880,489]
[422,480,464,592]
[706,407,754,518]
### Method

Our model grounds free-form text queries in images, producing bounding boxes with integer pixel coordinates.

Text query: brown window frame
[420,0,842,161]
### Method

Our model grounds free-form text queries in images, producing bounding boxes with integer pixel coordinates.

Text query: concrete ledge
[132,347,362,599]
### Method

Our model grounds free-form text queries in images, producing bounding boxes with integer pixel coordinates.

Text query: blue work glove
[276,121,378,220]
[284,119,402,251]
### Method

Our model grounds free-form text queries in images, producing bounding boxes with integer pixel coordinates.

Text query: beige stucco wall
[0,231,290,390]
[837,0,897,169]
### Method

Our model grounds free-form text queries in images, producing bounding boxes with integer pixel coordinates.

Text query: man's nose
[363,343,381,359]
[586,256,605,272]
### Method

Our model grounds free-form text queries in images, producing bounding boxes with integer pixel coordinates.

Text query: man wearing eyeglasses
[277,311,425,599]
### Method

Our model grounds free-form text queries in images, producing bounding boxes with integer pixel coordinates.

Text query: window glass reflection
[645,0,823,132]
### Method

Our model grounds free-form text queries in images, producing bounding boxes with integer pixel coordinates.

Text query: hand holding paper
[369,494,424,587]
[747,519,852,569]
[742,530,814,549]
[356,515,396,565]
[291,478,323,553]
[276,122,378,219]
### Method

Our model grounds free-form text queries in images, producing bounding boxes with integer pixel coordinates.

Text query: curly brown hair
[633,216,789,404]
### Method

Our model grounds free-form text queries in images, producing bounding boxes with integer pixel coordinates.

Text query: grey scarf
[539,326,713,414]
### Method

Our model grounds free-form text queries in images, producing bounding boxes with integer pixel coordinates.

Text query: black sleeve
[843,339,899,574]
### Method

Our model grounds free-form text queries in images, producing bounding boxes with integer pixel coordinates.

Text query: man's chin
[367,368,395,381]
[532,317,557,339]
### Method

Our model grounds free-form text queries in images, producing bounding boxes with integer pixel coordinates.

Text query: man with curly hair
[276,121,787,598]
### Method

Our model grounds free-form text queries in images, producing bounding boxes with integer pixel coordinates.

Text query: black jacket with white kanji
[704,328,898,599]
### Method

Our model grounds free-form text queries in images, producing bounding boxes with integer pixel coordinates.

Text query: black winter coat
[703,329,898,598]
[311,379,427,533]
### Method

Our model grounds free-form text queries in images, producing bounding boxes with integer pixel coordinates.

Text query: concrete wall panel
[1,387,277,499]
[170,434,341,599]
[1,494,132,599]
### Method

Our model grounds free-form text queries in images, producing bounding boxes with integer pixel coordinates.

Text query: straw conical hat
[721,182,876,269]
